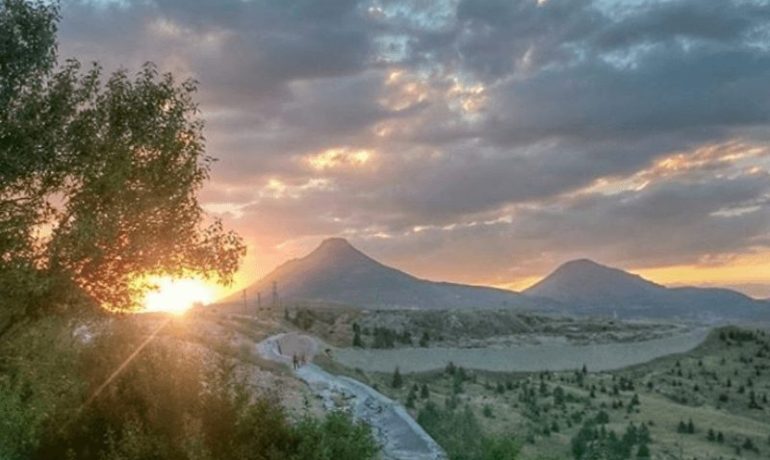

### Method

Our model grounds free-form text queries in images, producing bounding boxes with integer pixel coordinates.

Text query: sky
[56,0,770,298]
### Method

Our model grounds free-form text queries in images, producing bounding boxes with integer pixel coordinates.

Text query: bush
[0,317,82,460]
[293,411,379,460]
[417,401,519,460]
[0,318,378,460]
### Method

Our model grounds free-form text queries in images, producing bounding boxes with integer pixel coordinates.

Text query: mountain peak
[230,236,530,309]
[523,258,768,320]
[524,258,663,306]
[317,237,355,251]
[312,237,367,260]
[558,258,604,270]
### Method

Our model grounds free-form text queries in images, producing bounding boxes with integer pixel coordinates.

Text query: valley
[204,238,770,459]
[206,305,770,460]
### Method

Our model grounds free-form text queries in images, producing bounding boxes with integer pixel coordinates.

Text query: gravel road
[257,333,446,460]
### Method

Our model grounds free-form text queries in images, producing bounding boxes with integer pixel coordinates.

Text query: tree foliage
[0,318,378,460]
[0,0,245,320]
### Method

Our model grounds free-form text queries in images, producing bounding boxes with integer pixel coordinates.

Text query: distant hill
[524,259,769,322]
[221,242,768,321]
[229,238,536,310]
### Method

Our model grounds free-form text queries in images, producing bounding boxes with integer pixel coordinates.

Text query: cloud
[56,0,770,288]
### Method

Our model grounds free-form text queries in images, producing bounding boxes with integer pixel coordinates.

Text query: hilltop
[232,238,535,310]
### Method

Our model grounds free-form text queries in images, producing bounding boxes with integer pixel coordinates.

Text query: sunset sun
[141,277,215,315]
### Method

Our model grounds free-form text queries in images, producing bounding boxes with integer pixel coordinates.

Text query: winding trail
[257,333,446,460]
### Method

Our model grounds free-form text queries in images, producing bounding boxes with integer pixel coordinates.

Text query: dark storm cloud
[56,0,770,283]
[482,48,770,146]
[593,0,770,50]
[60,0,374,105]
[452,0,603,79]
[359,171,770,284]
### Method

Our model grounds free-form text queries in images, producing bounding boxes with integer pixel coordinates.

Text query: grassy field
[359,327,770,459]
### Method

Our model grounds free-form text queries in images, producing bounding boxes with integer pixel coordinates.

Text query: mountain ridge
[224,238,768,321]
[229,238,536,310]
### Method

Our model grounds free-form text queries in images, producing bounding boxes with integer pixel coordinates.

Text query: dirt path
[257,333,446,460]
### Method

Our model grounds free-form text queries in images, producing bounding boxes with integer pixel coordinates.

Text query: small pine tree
[637,443,651,458]
[743,437,756,452]
[749,390,762,409]
[687,418,695,434]
[452,373,463,394]
[406,388,416,409]
[420,383,429,399]
[392,367,403,389]
[419,331,430,347]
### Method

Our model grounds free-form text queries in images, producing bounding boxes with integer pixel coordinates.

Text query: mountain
[525,259,769,322]
[230,238,535,310]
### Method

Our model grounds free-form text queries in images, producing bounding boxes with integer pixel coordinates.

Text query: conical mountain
[525,259,665,307]
[525,259,768,321]
[233,238,533,310]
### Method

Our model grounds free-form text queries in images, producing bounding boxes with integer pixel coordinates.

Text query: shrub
[7,319,379,460]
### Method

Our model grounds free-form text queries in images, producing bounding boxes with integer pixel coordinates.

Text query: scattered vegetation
[365,326,770,459]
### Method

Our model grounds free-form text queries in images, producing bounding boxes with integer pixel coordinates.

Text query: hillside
[525,259,769,321]
[232,238,535,310]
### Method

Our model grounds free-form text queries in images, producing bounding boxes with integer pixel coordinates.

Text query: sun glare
[142,277,215,315]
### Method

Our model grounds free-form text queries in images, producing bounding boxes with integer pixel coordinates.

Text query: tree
[419,331,430,347]
[352,323,363,347]
[406,387,416,409]
[1,0,245,326]
[420,383,430,399]
[391,366,403,389]
[742,437,756,452]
